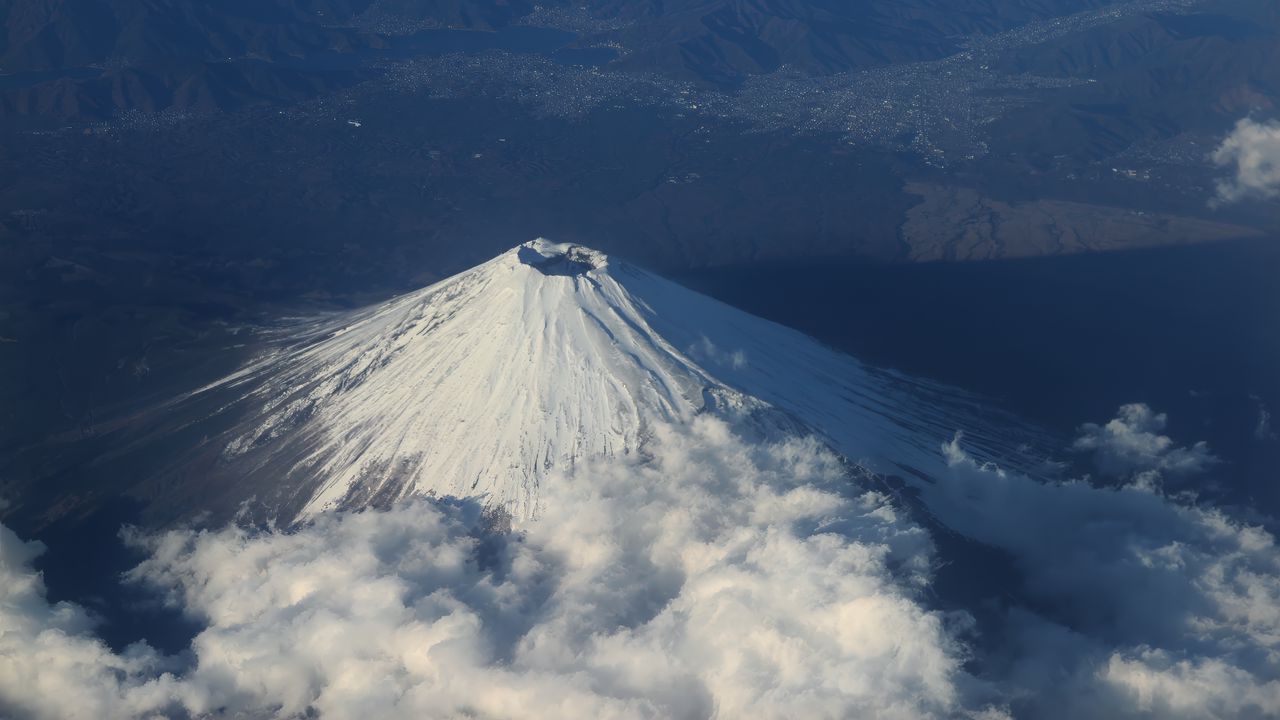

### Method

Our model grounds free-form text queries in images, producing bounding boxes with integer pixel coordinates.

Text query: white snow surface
[191,239,1038,521]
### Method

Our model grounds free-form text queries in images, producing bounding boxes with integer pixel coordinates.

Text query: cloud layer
[933,433,1280,719]
[1213,118,1280,204]
[2,419,977,720]
[2,408,1278,719]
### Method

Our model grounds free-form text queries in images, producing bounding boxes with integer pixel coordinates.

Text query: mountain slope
[142,239,1042,523]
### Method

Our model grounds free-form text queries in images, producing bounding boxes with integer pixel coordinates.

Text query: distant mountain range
[10,0,1274,122]
[0,0,1114,77]
[2,0,365,117]
[987,1,1280,160]
[591,0,1118,80]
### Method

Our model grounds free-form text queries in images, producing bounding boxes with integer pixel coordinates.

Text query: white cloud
[1212,118,1280,204]
[3,408,1278,720]
[689,336,748,370]
[931,425,1280,720]
[0,524,186,720]
[1072,403,1218,479]
[1,418,982,720]
[1103,650,1280,719]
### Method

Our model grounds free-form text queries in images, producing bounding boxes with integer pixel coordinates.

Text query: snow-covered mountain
[159,239,1042,523]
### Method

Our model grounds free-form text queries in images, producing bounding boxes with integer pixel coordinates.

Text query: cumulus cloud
[0,418,982,720]
[4,408,1278,720]
[0,523,186,720]
[1073,403,1218,479]
[1212,118,1280,204]
[931,424,1280,720]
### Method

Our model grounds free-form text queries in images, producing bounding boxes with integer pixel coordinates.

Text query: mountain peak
[138,239,1040,525]
[173,239,718,520]
[516,239,610,276]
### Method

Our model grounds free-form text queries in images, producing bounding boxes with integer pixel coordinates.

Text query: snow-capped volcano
[167,239,1039,522]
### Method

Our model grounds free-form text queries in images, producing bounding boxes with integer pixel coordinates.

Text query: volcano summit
[132,239,1040,524]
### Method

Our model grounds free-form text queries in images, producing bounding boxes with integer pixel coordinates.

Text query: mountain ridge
[112,238,1046,524]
